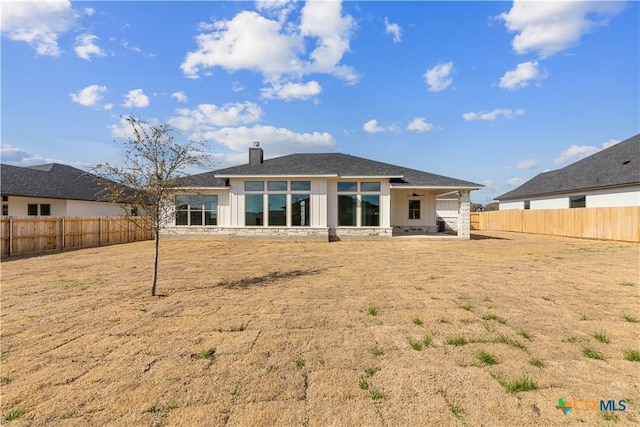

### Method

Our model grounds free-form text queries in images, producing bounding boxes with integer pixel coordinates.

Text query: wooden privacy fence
[471,207,640,242]
[1,216,154,258]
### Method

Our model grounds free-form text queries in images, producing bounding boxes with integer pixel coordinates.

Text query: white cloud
[122,89,150,108]
[181,11,304,78]
[384,17,401,44]
[553,138,620,165]
[171,91,188,103]
[168,102,263,131]
[198,125,335,156]
[363,119,392,134]
[84,7,95,16]
[508,159,538,170]
[1,0,77,56]
[499,61,546,90]
[181,1,357,90]
[74,34,105,61]
[499,1,625,58]
[255,0,296,24]
[261,80,321,100]
[463,108,525,121]
[424,62,453,92]
[407,117,435,133]
[299,1,357,82]
[506,177,525,187]
[69,85,108,108]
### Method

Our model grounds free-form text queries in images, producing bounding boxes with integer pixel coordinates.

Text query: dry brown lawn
[1,232,639,426]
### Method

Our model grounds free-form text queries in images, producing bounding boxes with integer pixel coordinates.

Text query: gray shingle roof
[193,153,483,189]
[496,134,640,201]
[1,163,112,202]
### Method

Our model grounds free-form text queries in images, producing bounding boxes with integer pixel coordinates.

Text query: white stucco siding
[499,185,640,210]
[5,196,67,216]
[585,186,640,207]
[66,200,127,216]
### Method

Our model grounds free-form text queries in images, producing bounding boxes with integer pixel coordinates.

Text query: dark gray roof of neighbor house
[496,134,640,201]
[193,153,483,189]
[1,163,113,202]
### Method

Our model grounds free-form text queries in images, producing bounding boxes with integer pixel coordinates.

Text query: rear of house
[163,145,483,241]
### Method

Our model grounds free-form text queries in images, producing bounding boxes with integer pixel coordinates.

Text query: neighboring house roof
[496,134,640,201]
[0,163,112,202]
[193,153,483,189]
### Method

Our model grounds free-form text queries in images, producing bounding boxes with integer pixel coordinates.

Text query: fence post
[99,217,103,246]
[8,217,13,257]
[61,217,65,250]
[127,217,131,243]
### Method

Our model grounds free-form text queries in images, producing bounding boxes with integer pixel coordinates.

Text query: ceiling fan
[408,189,425,197]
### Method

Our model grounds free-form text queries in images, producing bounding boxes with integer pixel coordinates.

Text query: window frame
[337,181,382,227]
[175,195,218,226]
[244,180,312,227]
[408,200,421,220]
[569,195,586,209]
[27,204,38,216]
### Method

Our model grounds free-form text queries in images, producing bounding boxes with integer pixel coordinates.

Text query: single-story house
[496,134,639,210]
[163,145,483,240]
[0,163,128,217]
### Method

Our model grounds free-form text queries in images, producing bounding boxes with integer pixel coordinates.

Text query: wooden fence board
[0,216,153,257]
[474,207,639,243]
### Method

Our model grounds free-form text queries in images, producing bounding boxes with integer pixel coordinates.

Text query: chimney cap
[253,141,260,147]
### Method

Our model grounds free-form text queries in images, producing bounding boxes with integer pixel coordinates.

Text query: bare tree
[95,115,210,296]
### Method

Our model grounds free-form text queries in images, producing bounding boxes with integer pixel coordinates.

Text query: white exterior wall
[5,196,122,217]
[436,198,459,231]
[499,185,640,210]
[66,200,128,216]
[390,190,436,227]
[499,200,524,211]
[6,196,67,216]
[586,186,640,207]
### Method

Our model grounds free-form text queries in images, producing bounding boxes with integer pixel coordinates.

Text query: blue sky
[2,1,638,203]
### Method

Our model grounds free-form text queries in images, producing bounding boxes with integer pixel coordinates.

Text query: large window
[569,195,586,208]
[409,200,421,220]
[244,180,311,226]
[361,195,379,226]
[268,194,286,226]
[338,181,381,227]
[338,195,357,226]
[176,195,217,226]
[291,194,310,226]
[245,194,264,226]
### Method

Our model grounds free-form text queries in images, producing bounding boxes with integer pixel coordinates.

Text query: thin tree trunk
[151,231,159,296]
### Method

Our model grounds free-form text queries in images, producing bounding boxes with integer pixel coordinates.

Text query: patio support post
[458,190,471,239]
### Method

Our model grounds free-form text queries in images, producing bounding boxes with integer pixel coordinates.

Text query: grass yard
[1,232,639,426]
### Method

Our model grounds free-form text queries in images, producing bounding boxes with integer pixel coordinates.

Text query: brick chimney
[249,141,263,166]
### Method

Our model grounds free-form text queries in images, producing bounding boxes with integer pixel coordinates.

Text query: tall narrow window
[245,194,264,226]
[204,197,217,225]
[361,195,380,226]
[338,195,357,226]
[408,200,421,220]
[524,200,531,210]
[189,196,203,226]
[2,196,8,216]
[291,194,310,226]
[268,194,286,226]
